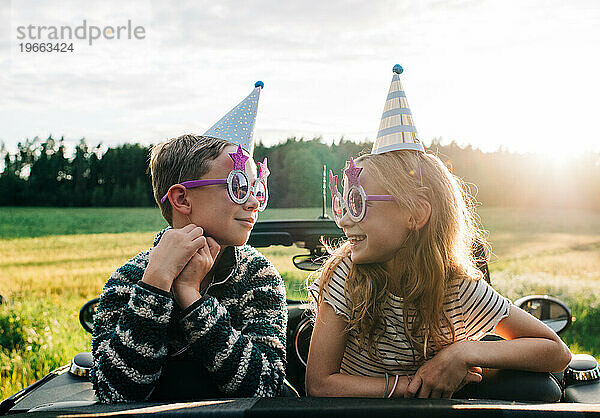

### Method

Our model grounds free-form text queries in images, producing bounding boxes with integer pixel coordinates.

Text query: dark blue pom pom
[393,64,403,74]
[255,81,264,89]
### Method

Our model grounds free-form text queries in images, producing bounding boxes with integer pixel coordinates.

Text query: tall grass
[1,206,599,400]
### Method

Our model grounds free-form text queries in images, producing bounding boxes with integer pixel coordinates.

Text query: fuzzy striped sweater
[90,229,287,403]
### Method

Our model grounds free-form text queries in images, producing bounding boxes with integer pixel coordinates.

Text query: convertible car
[1,218,600,417]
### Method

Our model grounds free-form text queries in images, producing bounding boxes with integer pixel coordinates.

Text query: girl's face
[339,163,412,267]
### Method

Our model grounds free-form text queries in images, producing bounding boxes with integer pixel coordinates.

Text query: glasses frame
[226,169,268,210]
[160,143,269,211]
[160,171,268,212]
[330,173,394,225]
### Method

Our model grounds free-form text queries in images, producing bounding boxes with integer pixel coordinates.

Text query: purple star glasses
[160,145,269,212]
[328,158,394,225]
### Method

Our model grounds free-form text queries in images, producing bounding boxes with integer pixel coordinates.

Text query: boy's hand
[141,225,208,292]
[404,340,482,399]
[172,236,220,310]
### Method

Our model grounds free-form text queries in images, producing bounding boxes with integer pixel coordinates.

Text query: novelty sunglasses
[328,158,394,225]
[160,144,269,212]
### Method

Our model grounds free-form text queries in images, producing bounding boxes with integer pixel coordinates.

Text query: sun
[538,147,583,168]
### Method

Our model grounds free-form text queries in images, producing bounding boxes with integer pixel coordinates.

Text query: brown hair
[313,150,486,361]
[150,134,230,224]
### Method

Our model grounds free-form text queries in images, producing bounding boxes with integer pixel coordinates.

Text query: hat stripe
[386,90,407,100]
[377,124,417,138]
[372,142,425,154]
[381,108,412,118]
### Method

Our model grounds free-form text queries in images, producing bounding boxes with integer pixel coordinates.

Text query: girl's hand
[404,340,482,399]
[172,236,220,309]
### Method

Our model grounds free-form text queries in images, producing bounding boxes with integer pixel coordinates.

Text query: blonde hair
[313,150,486,361]
[150,134,230,224]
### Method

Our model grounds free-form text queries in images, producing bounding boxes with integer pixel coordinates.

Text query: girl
[305,66,571,399]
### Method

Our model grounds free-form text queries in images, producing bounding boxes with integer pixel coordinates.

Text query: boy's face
[186,144,260,246]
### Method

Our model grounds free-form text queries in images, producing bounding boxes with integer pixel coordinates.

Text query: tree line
[1,135,599,210]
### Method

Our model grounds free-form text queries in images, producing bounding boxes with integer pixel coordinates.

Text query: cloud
[1,0,600,154]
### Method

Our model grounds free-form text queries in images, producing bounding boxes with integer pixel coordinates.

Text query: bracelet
[387,375,399,398]
[383,373,389,398]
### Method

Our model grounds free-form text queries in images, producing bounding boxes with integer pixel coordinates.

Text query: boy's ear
[168,185,192,216]
[410,199,431,230]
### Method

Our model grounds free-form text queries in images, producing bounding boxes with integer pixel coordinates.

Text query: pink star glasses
[160,145,269,212]
[328,158,394,225]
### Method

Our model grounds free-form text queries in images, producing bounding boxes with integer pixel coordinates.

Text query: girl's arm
[305,301,410,398]
[466,304,572,371]
[405,305,572,398]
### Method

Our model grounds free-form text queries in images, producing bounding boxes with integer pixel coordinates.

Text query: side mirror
[79,298,100,334]
[514,295,571,335]
[292,248,327,271]
[292,254,324,271]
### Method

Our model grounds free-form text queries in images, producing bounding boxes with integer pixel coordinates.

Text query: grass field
[1,206,599,400]
[0,207,331,239]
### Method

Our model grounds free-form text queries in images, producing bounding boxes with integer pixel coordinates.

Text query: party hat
[371,65,424,154]
[203,81,264,155]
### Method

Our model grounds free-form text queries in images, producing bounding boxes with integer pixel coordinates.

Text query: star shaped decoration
[328,170,339,197]
[258,158,270,181]
[229,144,249,171]
[344,158,363,187]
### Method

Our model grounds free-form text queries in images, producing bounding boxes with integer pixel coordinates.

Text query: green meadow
[1,206,599,400]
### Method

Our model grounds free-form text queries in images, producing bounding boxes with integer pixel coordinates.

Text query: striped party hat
[203,81,264,156]
[371,65,424,154]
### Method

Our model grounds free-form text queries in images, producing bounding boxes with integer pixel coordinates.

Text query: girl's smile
[347,234,366,248]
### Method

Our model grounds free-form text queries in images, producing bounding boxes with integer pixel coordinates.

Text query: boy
[91,82,287,402]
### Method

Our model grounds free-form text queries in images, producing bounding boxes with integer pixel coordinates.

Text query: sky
[1,0,599,158]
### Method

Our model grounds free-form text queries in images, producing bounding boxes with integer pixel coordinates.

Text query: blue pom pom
[393,64,403,74]
[255,81,264,89]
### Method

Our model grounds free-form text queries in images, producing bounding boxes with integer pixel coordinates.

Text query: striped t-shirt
[309,257,511,377]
